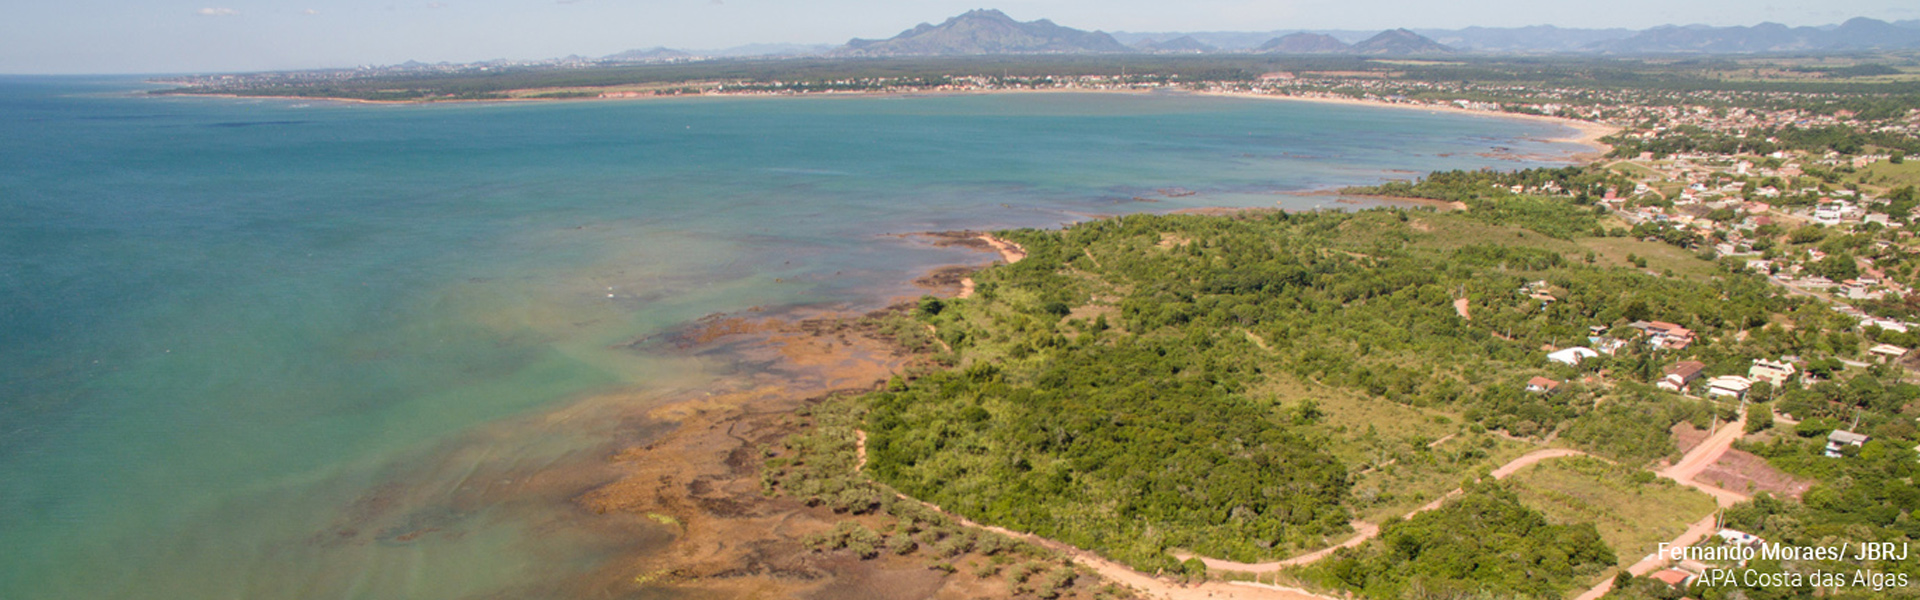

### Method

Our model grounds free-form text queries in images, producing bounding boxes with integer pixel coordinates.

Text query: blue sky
[4,0,1917,74]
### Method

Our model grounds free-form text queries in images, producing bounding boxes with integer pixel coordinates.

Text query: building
[1649,568,1696,589]
[1630,320,1696,350]
[1526,376,1562,395]
[1749,359,1797,386]
[1869,344,1909,363]
[1658,361,1707,392]
[1706,375,1752,399]
[1717,529,1765,548]
[1547,347,1600,366]
[1826,430,1870,458]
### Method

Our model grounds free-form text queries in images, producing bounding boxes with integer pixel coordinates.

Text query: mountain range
[601,11,1920,62]
[836,9,1131,56]
[1118,17,1920,54]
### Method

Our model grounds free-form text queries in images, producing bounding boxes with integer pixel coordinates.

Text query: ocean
[0,77,1587,599]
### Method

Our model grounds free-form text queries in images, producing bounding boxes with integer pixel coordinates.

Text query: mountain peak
[838,9,1131,56]
[958,8,1014,20]
[1256,32,1352,54]
[1352,29,1453,54]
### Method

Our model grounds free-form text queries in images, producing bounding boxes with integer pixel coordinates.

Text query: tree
[1746,403,1774,434]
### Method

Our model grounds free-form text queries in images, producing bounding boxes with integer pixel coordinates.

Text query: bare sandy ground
[959,234,1025,298]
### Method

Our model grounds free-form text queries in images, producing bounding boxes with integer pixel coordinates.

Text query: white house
[1826,430,1870,458]
[1706,375,1753,399]
[1547,347,1600,366]
[1749,359,1797,386]
[1718,529,1765,548]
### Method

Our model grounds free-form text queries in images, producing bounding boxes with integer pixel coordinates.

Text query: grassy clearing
[1348,434,1532,524]
[1576,236,1721,280]
[1505,456,1717,569]
[1859,158,1920,191]
[1605,161,1664,180]
[1251,371,1536,525]
[1366,211,1585,255]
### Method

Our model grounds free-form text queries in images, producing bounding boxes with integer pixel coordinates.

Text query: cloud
[196,7,240,16]
[302,8,320,15]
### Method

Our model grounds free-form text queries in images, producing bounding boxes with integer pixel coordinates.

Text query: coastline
[139,84,1613,596]
[568,231,1347,599]
[155,85,1620,161]
[1193,90,1619,160]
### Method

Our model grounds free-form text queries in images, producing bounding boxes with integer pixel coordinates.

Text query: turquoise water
[0,77,1586,599]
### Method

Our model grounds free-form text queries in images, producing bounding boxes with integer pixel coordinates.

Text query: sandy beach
[162,85,1621,163]
[1195,90,1619,161]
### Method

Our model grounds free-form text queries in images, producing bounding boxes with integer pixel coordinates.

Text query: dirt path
[1242,329,1272,352]
[957,235,1025,299]
[914,503,1334,600]
[1572,514,1720,600]
[854,429,868,472]
[1572,417,1750,600]
[853,429,1334,599]
[857,416,1742,600]
[1659,415,1750,508]
[1175,448,1593,572]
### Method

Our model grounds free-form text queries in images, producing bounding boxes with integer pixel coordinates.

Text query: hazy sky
[4,0,1917,74]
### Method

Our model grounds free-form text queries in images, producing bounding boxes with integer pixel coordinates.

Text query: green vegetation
[1606,123,1920,157]
[777,202,1901,594]
[1860,156,1920,190]
[1295,483,1616,599]
[1599,362,1920,599]
[1346,166,1630,238]
[157,53,1920,112]
[1562,384,1719,465]
[850,208,1814,573]
[761,390,1111,599]
[1504,456,1716,568]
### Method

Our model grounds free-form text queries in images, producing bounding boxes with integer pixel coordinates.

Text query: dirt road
[1177,448,1593,572]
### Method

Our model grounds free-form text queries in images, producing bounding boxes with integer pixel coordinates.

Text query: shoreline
[1193,90,1619,160]
[574,232,1344,599]
[154,85,1621,160]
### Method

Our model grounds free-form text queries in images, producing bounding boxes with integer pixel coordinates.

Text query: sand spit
[899,231,1027,299]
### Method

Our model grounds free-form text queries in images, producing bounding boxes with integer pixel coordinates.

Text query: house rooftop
[1829,430,1871,445]
[1650,569,1693,588]
[1665,361,1706,378]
